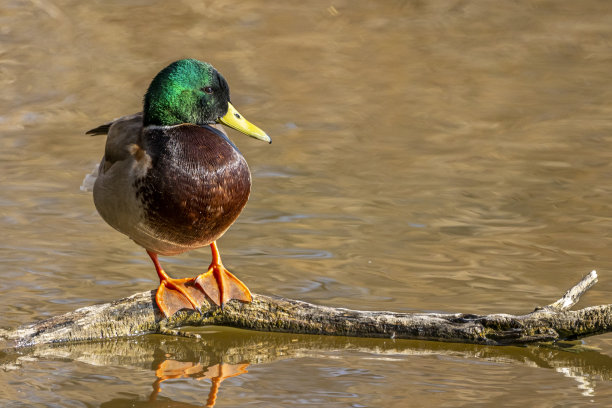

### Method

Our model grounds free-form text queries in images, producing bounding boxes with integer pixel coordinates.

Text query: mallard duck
[86,58,270,317]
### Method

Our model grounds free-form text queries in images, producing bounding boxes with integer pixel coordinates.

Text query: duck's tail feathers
[85,112,143,136]
[80,163,100,192]
[86,123,112,136]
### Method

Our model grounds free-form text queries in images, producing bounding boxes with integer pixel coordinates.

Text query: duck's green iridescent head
[143,59,270,143]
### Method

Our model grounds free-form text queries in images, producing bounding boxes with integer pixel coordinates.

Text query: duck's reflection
[150,360,249,407]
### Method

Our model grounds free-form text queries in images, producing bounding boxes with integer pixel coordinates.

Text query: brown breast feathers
[135,124,251,246]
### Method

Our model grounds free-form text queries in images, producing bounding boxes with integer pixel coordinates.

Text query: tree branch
[544,270,598,311]
[1,270,609,348]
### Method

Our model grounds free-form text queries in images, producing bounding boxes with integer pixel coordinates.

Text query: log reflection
[2,327,612,406]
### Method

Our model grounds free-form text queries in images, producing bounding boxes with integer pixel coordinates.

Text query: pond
[2,0,612,406]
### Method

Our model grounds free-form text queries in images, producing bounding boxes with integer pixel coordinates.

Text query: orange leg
[147,250,208,317]
[195,241,252,307]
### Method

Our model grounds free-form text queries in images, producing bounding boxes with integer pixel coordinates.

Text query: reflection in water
[2,328,612,406]
[151,361,249,407]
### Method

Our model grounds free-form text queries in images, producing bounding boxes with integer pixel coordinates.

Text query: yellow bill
[218,102,271,143]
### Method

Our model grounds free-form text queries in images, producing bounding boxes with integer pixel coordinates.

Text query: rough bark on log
[1,270,609,348]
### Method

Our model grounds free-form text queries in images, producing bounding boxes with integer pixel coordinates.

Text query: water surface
[2,0,612,406]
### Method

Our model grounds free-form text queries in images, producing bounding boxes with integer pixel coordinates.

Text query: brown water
[2,0,612,406]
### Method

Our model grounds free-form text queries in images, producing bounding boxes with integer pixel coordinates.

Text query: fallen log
[1,270,609,347]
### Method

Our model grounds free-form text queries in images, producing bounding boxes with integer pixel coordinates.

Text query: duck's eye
[202,87,214,94]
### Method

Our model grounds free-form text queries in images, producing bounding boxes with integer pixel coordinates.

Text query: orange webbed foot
[148,250,208,317]
[195,262,252,307]
[156,277,208,317]
[195,241,252,307]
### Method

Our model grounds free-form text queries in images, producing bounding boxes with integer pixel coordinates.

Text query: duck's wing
[82,113,144,191]
[86,112,143,136]
[96,113,144,172]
